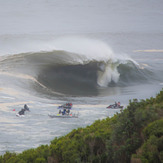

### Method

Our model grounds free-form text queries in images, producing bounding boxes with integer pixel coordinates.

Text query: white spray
[53,36,126,87]
[1,35,134,87]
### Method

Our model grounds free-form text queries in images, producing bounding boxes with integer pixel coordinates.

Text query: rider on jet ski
[18,104,30,115]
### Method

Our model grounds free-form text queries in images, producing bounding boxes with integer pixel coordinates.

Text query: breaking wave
[0,37,154,96]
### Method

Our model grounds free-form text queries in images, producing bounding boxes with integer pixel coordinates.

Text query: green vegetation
[0,89,163,163]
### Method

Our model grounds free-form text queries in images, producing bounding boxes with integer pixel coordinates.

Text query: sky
[0,0,163,35]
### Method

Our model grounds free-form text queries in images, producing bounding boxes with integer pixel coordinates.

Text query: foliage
[133,119,163,163]
[0,145,49,163]
[0,89,163,163]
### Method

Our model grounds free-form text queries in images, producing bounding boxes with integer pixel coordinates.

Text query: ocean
[0,0,163,154]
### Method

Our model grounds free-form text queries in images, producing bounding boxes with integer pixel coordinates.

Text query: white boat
[48,113,78,118]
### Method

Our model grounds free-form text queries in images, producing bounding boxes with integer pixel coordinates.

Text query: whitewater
[0,0,163,154]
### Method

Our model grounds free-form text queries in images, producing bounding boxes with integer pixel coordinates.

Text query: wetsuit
[24,104,29,111]
[19,109,25,115]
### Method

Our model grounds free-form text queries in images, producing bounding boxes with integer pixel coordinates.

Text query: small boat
[49,102,78,118]
[48,113,78,118]
[106,102,123,109]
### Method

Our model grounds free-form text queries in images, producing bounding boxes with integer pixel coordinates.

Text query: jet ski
[58,103,73,109]
[106,102,123,109]
[16,104,30,117]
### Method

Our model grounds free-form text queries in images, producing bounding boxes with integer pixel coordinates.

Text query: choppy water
[0,0,163,155]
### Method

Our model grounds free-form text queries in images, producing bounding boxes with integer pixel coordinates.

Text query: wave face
[0,37,155,96]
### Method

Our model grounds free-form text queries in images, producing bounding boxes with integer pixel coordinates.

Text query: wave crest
[0,37,152,96]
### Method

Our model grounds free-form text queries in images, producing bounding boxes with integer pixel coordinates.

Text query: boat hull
[48,114,78,118]
[106,105,123,109]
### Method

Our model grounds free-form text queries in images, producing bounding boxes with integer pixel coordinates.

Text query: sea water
[0,0,163,154]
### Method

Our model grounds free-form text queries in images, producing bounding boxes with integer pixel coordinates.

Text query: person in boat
[117,102,120,107]
[114,102,117,107]
[65,109,70,114]
[66,103,72,107]
[64,103,72,109]
[62,108,66,115]
[58,106,63,109]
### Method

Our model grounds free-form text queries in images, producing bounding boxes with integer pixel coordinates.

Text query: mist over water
[0,0,163,155]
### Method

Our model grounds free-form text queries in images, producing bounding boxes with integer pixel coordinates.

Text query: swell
[0,49,155,97]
